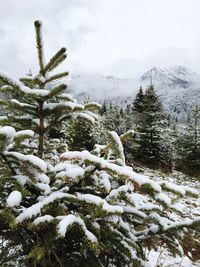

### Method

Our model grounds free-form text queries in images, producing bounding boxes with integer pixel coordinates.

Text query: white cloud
[0,0,200,79]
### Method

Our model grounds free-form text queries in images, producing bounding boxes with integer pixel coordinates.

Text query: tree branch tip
[34,20,42,28]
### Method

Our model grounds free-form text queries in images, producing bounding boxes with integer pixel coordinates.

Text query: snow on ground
[147,249,193,267]
[134,165,200,267]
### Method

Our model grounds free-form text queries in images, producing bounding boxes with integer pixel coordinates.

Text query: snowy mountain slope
[67,74,137,100]
[140,65,199,88]
[140,66,200,122]
[67,66,200,122]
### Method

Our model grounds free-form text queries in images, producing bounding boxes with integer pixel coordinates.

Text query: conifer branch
[52,250,64,267]
[0,74,21,91]
[19,77,33,86]
[38,101,45,158]
[34,21,45,76]
[44,72,69,84]
[137,218,200,241]
[47,54,67,73]
[0,153,16,175]
[44,84,67,100]
[43,47,66,74]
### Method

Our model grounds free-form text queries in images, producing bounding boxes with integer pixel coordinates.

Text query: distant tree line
[70,86,200,177]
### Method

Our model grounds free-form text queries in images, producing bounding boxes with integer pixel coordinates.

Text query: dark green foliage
[175,105,200,177]
[100,101,107,115]
[132,86,144,113]
[132,86,172,171]
[66,118,97,151]
[102,104,127,136]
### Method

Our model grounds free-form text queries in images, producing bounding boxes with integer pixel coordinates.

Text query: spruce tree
[66,118,98,151]
[0,21,199,267]
[100,100,107,115]
[132,86,144,113]
[102,104,126,136]
[133,85,172,170]
[175,104,200,176]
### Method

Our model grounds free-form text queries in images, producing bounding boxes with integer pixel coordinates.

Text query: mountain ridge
[140,65,199,88]
[67,65,200,122]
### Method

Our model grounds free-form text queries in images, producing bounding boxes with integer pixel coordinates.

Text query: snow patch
[7,191,22,207]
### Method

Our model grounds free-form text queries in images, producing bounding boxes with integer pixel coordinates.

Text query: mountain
[67,66,200,122]
[140,66,200,122]
[140,65,199,88]
[67,74,137,101]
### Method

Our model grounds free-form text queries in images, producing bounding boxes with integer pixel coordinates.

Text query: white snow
[76,112,95,123]
[160,181,186,196]
[121,240,137,259]
[57,214,98,243]
[7,191,22,207]
[122,206,147,218]
[59,93,77,103]
[84,101,102,109]
[77,193,123,214]
[36,182,51,195]
[4,151,47,173]
[83,110,99,120]
[14,130,34,138]
[10,99,35,109]
[43,101,84,111]
[36,173,50,184]
[118,218,130,231]
[21,86,50,96]
[13,175,29,186]
[60,151,161,192]
[182,185,199,197]
[55,164,85,180]
[171,203,185,213]
[147,249,193,267]
[110,131,125,164]
[107,183,134,200]
[99,172,111,193]
[16,191,74,223]
[0,126,16,142]
[33,215,54,225]
[155,193,171,206]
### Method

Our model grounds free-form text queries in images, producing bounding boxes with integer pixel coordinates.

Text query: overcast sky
[0,0,200,79]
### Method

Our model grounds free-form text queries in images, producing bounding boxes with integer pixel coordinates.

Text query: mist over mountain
[140,66,200,121]
[140,65,199,88]
[68,65,200,122]
[68,74,137,101]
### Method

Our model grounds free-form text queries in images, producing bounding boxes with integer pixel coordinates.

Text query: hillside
[133,165,200,267]
[68,65,200,122]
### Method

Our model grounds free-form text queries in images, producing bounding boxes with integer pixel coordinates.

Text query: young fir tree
[102,104,127,136]
[133,85,172,170]
[175,104,200,176]
[99,100,107,115]
[66,117,99,151]
[130,86,145,129]
[0,21,200,267]
[132,86,144,113]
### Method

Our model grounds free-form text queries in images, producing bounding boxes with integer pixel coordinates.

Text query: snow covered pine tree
[176,104,200,176]
[0,21,200,267]
[132,85,172,171]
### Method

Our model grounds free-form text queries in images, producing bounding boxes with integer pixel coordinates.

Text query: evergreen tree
[175,104,200,176]
[0,21,199,267]
[102,105,126,136]
[125,103,131,115]
[132,86,144,113]
[66,118,99,151]
[133,85,172,170]
[99,100,107,115]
